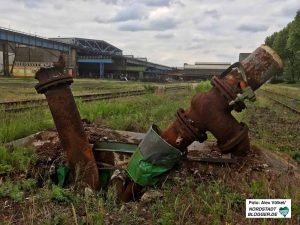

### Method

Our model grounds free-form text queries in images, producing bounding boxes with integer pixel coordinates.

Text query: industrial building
[0,27,172,80]
[0,26,247,82]
[165,62,231,81]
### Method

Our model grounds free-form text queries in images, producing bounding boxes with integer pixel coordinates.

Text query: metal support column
[3,42,10,76]
[139,71,144,80]
[67,48,77,76]
[99,63,104,79]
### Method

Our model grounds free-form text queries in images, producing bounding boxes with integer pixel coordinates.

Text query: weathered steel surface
[162,45,282,156]
[242,45,283,91]
[35,56,100,189]
[120,45,283,202]
[161,88,251,156]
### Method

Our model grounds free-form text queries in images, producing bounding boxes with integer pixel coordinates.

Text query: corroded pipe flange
[211,75,246,112]
[35,69,73,94]
[176,108,207,143]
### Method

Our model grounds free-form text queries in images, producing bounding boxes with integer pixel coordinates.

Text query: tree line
[265,11,300,81]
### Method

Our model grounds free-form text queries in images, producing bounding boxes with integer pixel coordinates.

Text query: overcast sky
[0,0,299,66]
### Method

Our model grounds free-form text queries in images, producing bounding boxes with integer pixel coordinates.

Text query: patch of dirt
[25,119,300,192]
[84,121,135,144]
[166,143,300,199]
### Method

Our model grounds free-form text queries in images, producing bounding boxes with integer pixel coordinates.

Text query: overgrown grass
[77,90,193,132]
[151,179,246,225]
[0,178,36,202]
[143,84,157,93]
[0,145,37,202]
[149,175,300,225]
[50,185,80,203]
[238,93,300,163]
[1,82,300,224]
[0,109,53,143]
[0,145,36,174]
[263,83,300,99]
[0,77,188,101]
[0,90,193,143]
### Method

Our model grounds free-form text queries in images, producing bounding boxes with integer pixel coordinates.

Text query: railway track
[258,89,300,114]
[0,86,187,113]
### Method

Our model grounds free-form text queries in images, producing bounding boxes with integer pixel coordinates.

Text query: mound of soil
[26,121,300,193]
[2,122,300,224]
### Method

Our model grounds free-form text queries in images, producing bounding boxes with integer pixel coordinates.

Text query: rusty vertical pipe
[35,56,99,189]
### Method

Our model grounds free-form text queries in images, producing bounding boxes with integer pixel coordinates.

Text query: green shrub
[0,164,12,175]
[286,80,296,84]
[0,179,36,202]
[50,185,78,203]
[143,84,157,93]
[269,78,284,84]
[248,179,269,198]
[0,180,24,202]
[194,81,212,93]
[293,152,300,164]
[0,145,35,174]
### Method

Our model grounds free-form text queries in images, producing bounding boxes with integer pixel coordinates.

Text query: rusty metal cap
[241,45,283,91]
[35,67,73,94]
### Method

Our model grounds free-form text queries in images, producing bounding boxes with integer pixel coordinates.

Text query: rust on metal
[119,45,283,202]
[35,55,100,189]
[241,45,283,91]
[162,45,282,156]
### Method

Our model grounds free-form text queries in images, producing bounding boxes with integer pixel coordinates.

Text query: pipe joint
[35,68,73,93]
[176,108,207,143]
[217,122,249,154]
[211,76,246,112]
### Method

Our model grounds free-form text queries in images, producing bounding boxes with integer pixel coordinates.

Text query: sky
[0,0,299,67]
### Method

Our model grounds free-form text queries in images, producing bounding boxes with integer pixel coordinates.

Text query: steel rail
[0,86,188,113]
[261,89,300,102]
[258,90,300,115]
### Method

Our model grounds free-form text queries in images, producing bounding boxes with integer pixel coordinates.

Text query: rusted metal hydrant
[118,45,283,201]
[35,55,100,189]
[162,45,283,156]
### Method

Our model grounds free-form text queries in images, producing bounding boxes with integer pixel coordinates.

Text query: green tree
[264,11,300,81]
[265,32,278,48]
[273,24,290,58]
[273,23,296,81]
[287,11,300,80]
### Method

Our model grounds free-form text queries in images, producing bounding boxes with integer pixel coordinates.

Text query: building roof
[50,37,122,55]
[194,62,231,65]
[184,62,231,70]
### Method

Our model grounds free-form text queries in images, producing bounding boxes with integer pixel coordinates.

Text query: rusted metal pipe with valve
[34,45,282,202]
[35,55,100,189]
[119,45,283,201]
[162,45,283,156]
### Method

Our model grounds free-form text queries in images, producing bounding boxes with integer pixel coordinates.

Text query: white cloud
[0,0,299,66]
[154,33,174,39]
